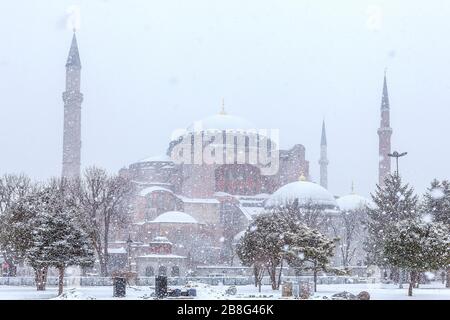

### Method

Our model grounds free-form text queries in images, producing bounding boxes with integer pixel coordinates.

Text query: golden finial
[219,98,227,115]
[299,172,306,181]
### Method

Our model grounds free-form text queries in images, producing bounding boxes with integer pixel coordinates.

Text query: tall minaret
[62,33,83,178]
[318,120,329,189]
[377,72,392,186]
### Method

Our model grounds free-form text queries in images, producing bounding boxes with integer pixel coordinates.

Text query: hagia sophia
[62,33,390,277]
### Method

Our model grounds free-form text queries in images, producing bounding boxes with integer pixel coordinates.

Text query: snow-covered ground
[0,282,448,300]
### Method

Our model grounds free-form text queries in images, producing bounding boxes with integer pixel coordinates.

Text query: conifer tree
[422,179,450,287]
[365,174,419,267]
[383,219,450,296]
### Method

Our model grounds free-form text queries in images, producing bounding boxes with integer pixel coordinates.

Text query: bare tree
[331,210,362,267]
[0,174,34,276]
[75,167,133,276]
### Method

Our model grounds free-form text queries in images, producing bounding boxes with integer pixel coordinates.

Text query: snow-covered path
[0,282,448,300]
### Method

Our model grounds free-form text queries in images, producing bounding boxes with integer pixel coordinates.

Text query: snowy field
[0,282,448,300]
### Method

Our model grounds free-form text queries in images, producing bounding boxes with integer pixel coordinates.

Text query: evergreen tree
[383,219,450,296]
[365,174,419,267]
[4,179,95,293]
[422,179,450,287]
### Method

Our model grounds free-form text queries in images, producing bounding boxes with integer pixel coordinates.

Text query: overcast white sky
[0,0,449,198]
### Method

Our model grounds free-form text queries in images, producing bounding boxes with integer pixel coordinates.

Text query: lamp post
[126,234,133,272]
[388,151,407,176]
[387,150,407,288]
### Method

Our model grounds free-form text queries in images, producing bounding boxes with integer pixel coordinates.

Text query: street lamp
[388,151,407,176]
[387,150,407,288]
[126,234,133,272]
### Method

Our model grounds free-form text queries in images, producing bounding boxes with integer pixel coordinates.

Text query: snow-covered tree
[280,198,330,230]
[4,179,95,292]
[422,179,450,287]
[383,219,450,296]
[27,179,95,295]
[283,224,337,292]
[237,206,336,292]
[365,174,419,267]
[0,173,34,275]
[236,212,287,290]
[75,167,133,276]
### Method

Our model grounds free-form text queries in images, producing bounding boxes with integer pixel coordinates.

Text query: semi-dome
[187,113,256,133]
[151,211,198,224]
[265,180,338,209]
[337,194,374,211]
[137,154,172,163]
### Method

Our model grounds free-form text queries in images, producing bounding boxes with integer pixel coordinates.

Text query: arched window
[145,266,154,277]
[158,265,167,276]
[171,266,180,277]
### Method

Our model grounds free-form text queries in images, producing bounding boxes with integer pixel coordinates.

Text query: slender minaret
[318,120,329,189]
[377,71,392,186]
[62,33,83,178]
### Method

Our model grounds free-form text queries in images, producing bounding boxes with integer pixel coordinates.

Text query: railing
[0,275,377,287]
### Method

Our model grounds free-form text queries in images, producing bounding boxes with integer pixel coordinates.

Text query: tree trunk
[276,260,283,290]
[35,267,48,291]
[446,268,450,288]
[58,266,65,296]
[267,264,277,290]
[408,271,416,297]
[253,266,258,287]
[313,261,318,292]
[313,269,317,292]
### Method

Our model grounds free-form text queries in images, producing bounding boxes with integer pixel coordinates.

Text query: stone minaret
[377,72,392,186]
[318,120,329,189]
[62,33,83,178]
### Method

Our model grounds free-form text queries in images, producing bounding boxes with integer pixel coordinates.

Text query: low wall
[0,275,378,287]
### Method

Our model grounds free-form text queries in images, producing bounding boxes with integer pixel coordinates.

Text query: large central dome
[187,113,256,133]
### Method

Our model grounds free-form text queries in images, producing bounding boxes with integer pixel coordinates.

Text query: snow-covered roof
[136,254,186,259]
[139,186,174,197]
[137,154,173,163]
[178,196,220,204]
[337,194,375,211]
[233,230,246,242]
[186,113,256,133]
[265,181,338,209]
[150,236,171,244]
[107,247,127,254]
[238,205,265,221]
[214,191,234,197]
[150,211,199,224]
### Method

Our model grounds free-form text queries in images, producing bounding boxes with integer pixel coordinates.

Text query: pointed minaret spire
[381,69,389,110]
[62,32,83,179]
[321,119,327,146]
[66,32,81,68]
[219,98,227,115]
[318,119,329,189]
[377,70,393,186]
